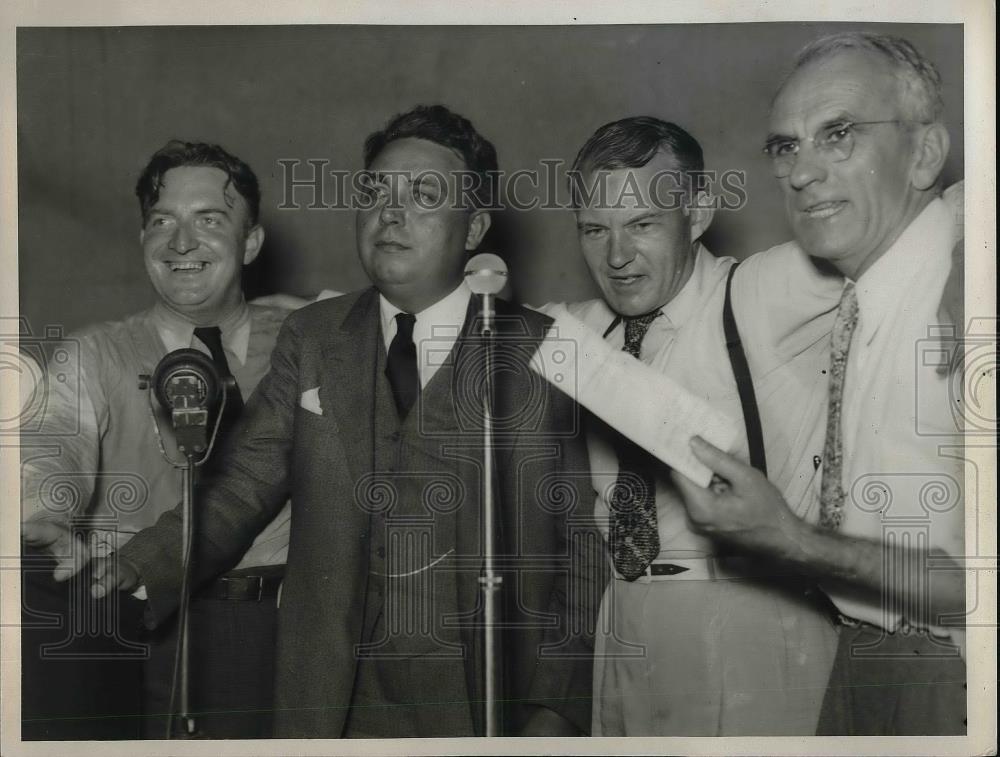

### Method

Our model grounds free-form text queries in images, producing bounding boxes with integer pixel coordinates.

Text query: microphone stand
[477,292,503,736]
[139,364,230,740]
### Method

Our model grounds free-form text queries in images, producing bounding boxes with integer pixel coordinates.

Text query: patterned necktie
[193,325,244,438]
[818,283,860,531]
[610,311,662,580]
[385,312,420,418]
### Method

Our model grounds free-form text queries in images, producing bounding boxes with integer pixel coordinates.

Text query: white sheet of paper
[529,304,740,488]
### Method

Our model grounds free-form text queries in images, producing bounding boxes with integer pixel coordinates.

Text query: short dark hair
[135,140,261,226]
[569,116,704,207]
[363,104,498,208]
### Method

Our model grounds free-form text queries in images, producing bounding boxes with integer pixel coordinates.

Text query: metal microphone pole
[479,290,501,737]
[140,348,224,739]
[174,449,198,738]
[464,254,508,736]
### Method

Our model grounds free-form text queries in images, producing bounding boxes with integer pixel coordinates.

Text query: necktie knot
[395,312,417,340]
[622,311,661,359]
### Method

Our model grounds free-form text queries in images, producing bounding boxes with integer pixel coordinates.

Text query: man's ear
[686,191,715,244]
[464,210,492,251]
[243,225,265,265]
[910,122,950,191]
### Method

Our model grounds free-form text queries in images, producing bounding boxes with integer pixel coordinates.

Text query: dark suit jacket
[120,287,603,737]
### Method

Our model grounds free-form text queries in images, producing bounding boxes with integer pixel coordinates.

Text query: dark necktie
[193,326,244,438]
[385,312,419,418]
[818,283,859,531]
[609,311,662,581]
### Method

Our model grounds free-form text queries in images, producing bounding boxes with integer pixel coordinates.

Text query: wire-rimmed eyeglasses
[763,120,930,178]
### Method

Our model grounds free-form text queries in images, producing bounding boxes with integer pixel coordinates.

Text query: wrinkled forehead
[575,156,689,213]
[769,50,903,132]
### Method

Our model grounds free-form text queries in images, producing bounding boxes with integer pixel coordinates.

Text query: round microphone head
[464,253,508,296]
[152,348,220,411]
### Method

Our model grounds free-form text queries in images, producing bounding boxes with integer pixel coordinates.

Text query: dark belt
[197,568,284,602]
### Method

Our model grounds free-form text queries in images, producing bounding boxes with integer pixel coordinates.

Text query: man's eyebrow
[764,131,794,144]
[625,210,664,225]
[766,113,856,143]
[195,207,232,216]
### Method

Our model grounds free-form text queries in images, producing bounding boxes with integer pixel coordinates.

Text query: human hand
[21,518,89,582]
[671,436,805,554]
[89,554,142,599]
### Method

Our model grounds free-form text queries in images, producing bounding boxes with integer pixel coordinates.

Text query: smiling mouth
[608,274,645,286]
[802,201,846,219]
[167,261,210,272]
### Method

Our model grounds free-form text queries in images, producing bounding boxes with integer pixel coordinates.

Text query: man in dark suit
[92,105,601,737]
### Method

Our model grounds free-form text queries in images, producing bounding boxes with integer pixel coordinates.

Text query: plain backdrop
[17,23,963,335]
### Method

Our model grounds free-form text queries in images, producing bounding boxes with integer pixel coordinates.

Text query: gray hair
[784,32,943,123]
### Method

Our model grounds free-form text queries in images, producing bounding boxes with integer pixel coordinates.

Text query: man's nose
[168,221,198,254]
[377,195,405,226]
[786,145,829,190]
[607,230,635,270]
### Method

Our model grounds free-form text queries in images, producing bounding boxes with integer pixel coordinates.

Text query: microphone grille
[464,253,508,295]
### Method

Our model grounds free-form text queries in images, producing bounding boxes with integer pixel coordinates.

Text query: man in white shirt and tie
[673,31,967,735]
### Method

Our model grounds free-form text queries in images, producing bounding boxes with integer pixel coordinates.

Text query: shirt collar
[152,299,252,365]
[853,197,953,347]
[379,280,472,349]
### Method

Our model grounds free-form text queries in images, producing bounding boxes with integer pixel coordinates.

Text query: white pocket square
[299,387,323,416]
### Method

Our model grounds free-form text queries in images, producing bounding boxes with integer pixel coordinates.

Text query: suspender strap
[723,265,768,476]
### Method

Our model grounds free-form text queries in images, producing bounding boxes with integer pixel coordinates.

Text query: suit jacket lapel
[323,287,380,485]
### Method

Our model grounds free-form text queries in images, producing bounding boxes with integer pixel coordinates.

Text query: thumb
[689,436,756,486]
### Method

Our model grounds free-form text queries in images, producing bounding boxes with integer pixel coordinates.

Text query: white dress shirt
[824,197,965,642]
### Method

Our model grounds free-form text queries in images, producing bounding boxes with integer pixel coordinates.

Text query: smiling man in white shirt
[674,32,967,735]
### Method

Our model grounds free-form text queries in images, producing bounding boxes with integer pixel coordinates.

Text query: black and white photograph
[1,2,995,755]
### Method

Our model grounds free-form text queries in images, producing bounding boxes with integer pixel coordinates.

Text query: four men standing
[21,31,969,740]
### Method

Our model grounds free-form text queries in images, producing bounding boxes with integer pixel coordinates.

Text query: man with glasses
[673,32,967,735]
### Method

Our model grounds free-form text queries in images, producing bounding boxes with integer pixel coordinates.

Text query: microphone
[464,253,508,335]
[140,349,222,458]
